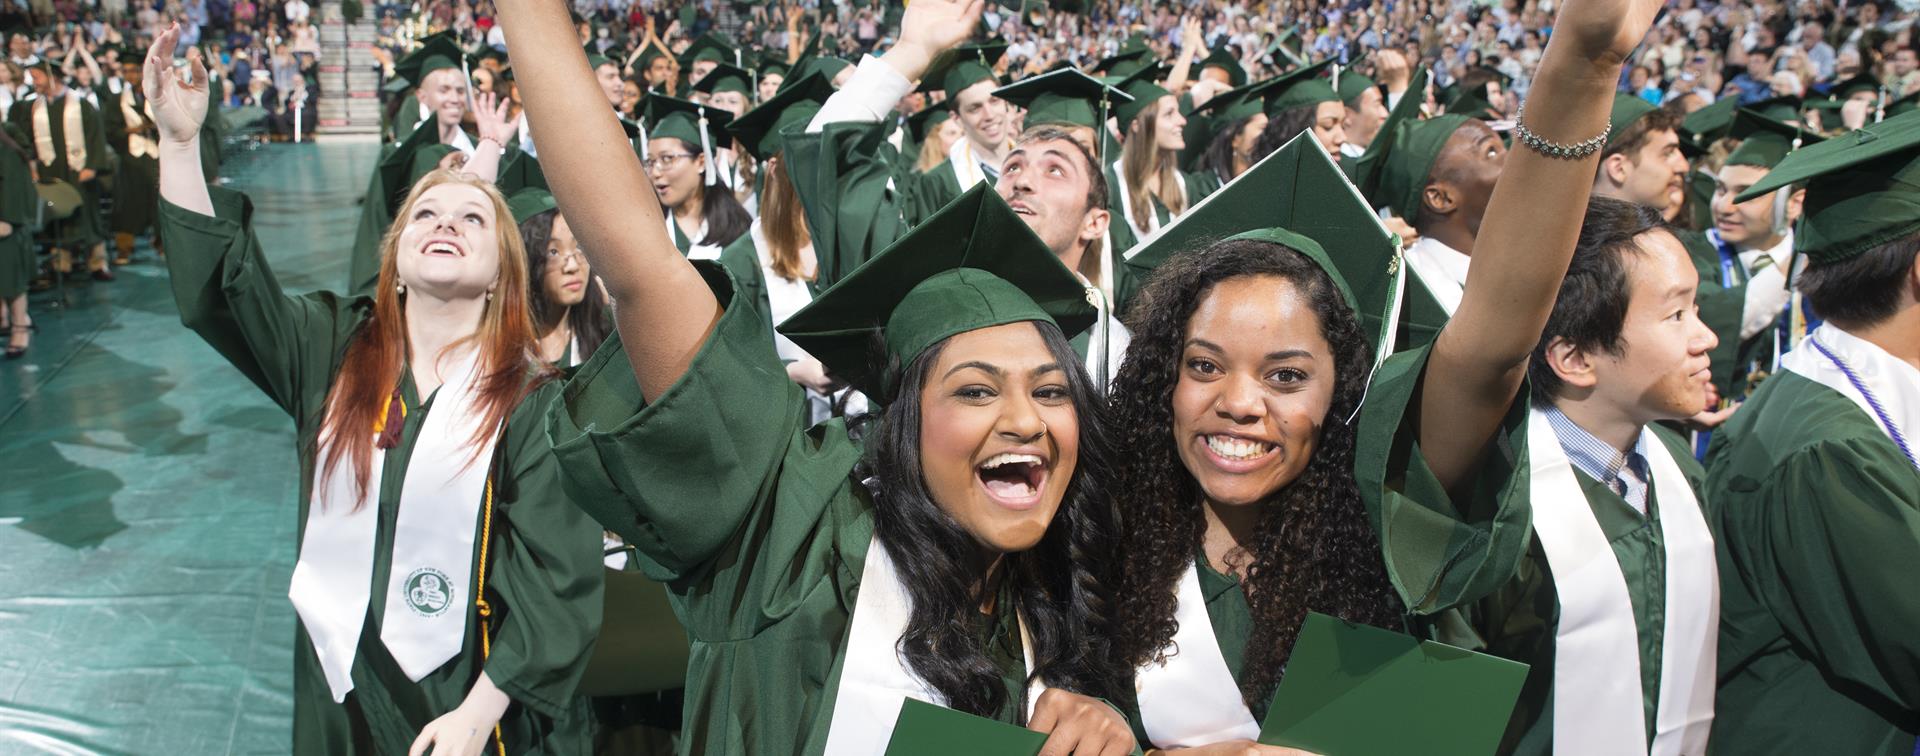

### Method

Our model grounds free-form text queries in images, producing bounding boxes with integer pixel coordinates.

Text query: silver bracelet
[1511,103,1611,160]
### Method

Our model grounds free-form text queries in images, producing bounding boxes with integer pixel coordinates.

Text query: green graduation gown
[1706,370,1920,755]
[9,92,112,248]
[101,83,161,238]
[0,128,34,299]
[548,266,1038,754]
[1103,160,1215,246]
[1445,427,1706,754]
[159,188,604,755]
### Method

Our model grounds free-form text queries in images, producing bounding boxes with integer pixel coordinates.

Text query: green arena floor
[0,140,380,754]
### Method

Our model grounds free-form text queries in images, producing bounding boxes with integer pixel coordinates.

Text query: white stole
[1108,158,1189,242]
[1133,562,1261,748]
[289,348,505,702]
[120,87,156,159]
[32,93,86,169]
[1526,409,1718,756]
[671,214,722,261]
[1403,236,1468,316]
[823,537,1043,755]
[948,137,993,194]
[1780,325,1920,471]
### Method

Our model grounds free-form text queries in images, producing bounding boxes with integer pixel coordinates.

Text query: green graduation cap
[1678,94,1739,157]
[394,34,472,86]
[1605,93,1659,148]
[777,184,1097,398]
[1267,29,1308,68]
[496,150,550,197]
[919,40,1010,101]
[377,115,454,212]
[635,44,670,75]
[1831,72,1883,102]
[1746,94,1803,123]
[756,49,791,80]
[1092,38,1153,77]
[1356,67,1473,220]
[992,68,1131,130]
[694,62,753,97]
[1335,68,1379,107]
[1255,59,1338,115]
[729,70,834,160]
[584,42,622,71]
[507,187,558,226]
[1111,62,1173,125]
[678,32,740,68]
[644,95,736,183]
[1724,107,1823,169]
[1123,129,1405,364]
[906,106,953,145]
[1193,78,1270,124]
[1199,46,1248,87]
[1734,108,1920,265]
[1445,89,1502,121]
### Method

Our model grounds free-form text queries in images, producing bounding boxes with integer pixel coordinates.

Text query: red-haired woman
[146,26,603,756]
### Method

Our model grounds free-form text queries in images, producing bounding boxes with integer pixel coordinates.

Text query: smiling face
[918,322,1080,554]
[1574,230,1719,422]
[709,89,747,118]
[646,137,704,209]
[1172,275,1337,508]
[954,79,1009,150]
[932,117,965,156]
[595,62,624,107]
[418,67,468,129]
[1712,163,1798,249]
[758,71,783,102]
[394,182,502,301]
[1153,95,1187,151]
[540,214,591,308]
[998,136,1106,267]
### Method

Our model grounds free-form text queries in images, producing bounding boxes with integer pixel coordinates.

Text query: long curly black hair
[854,321,1125,720]
[1105,237,1401,710]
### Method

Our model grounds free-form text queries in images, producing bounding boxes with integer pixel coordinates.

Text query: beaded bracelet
[1511,104,1611,160]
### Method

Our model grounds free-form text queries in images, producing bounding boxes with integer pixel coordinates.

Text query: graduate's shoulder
[1710,370,1914,500]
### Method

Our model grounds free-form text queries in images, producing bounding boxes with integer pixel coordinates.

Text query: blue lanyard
[1810,337,1919,471]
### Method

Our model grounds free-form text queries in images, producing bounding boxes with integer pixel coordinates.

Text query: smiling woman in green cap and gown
[1108,63,1213,242]
[692,63,758,206]
[1706,108,1920,756]
[144,27,603,755]
[1103,0,1669,746]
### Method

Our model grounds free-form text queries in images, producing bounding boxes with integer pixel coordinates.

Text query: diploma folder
[884,698,1047,755]
[1261,612,1529,755]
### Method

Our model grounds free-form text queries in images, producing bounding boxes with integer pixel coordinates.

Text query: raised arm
[495,0,717,402]
[1163,17,1202,95]
[1417,0,1660,489]
[149,24,212,216]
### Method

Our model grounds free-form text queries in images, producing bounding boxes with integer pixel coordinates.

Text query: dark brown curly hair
[1106,237,1402,710]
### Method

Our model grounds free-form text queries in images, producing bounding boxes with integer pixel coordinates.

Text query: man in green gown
[907,41,1011,224]
[10,60,114,281]
[103,52,161,264]
[1707,107,1920,756]
[348,37,476,295]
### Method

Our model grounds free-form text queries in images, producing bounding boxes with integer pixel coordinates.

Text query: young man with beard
[905,41,1012,224]
[1356,66,1507,349]
[9,61,114,281]
[1706,106,1920,756]
[784,13,1128,388]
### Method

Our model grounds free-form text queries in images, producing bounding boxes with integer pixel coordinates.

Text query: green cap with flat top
[1354,67,1469,220]
[1680,94,1739,148]
[394,34,472,85]
[1336,68,1379,106]
[729,71,834,160]
[992,68,1131,130]
[1200,46,1248,87]
[693,62,753,97]
[919,40,1010,101]
[1604,93,1658,148]
[1831,72,1883,102]
[1734,108,1920,265]
[644,94,734,147]
[906,106,952,144]
[378,116,453,211]
[1093,37,1153,77]
[1123,129,1405,363]
[1267,29,1307,68]
[777,184,1097,398]
[507,187,558,226]
[1747,94,1803,123]
[1111,62,1173,125]
[1254,59,1338,115]
[1192,79,1270,123]
[678,32,740,68]
[1724,108,1823,169]
[584,42,621,71]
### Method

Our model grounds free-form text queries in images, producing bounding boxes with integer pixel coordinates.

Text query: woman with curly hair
[1105,0,1664,748]
[506,0,1138,753]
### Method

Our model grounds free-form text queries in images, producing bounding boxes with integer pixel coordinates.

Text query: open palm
[1551,0,1664,66]
[143,23,209,146]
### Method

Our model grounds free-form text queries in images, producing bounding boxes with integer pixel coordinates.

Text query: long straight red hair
[318,169,554,505]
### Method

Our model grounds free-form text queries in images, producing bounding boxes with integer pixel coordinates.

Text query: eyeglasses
[545,247,585,267]
[641,152,696,171]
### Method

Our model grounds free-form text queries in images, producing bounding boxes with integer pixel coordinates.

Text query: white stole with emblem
[120,87,157,159]
[1526,409,1718,756]
[289,347,504,701]
[1133,561,1261,748]
[1781,325,1920,470]
[32,93,86,170]
[822,537,1044,755]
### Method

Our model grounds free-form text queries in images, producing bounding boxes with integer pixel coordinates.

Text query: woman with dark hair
[1105,0,1664,747]
[1250,62,1348,161]
[145,27,603,755]
[505,0,1137,751]
[512,188,612,366]
[640,95,751,259]
[1189,92,1266,190]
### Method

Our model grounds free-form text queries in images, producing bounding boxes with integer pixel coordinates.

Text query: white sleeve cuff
[1738,263,1792,341]
[807,54,914,132]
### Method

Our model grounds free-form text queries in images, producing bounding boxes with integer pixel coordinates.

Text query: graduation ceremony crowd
[9,0,1918,747]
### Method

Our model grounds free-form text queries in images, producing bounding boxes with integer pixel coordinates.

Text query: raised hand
[144,23,208,146]
[473,90,517,147]
[1180,16,1204,55]
[897,0,987,61]
[1548,0,1662,67]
